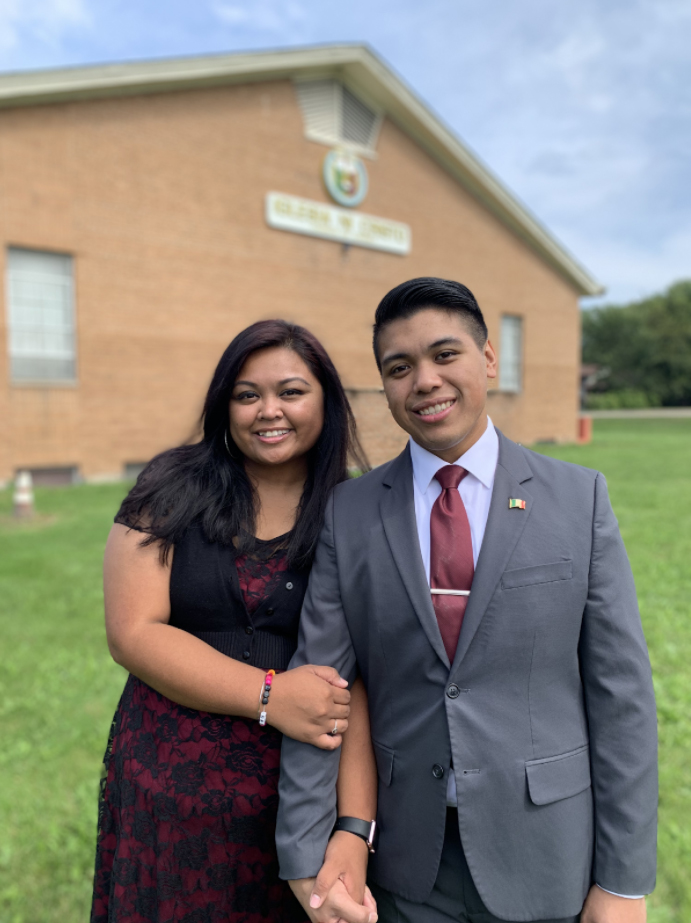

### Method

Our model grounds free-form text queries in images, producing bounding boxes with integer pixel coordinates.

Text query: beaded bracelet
[258,669,276,726]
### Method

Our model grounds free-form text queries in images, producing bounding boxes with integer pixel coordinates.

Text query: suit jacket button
[432,764,445,779]
[266,607,275,616]
[245,626,254,635]
[447,684,460,699]
[242,650,251,660]
[286,582,294,590]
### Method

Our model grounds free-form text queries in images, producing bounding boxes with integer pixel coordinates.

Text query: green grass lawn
[534,419,691,923]
[0,418,689,923]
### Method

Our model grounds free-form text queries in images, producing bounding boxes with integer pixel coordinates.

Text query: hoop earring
[224,429,236,459]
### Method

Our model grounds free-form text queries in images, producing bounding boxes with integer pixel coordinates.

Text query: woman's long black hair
[116,320,369,569]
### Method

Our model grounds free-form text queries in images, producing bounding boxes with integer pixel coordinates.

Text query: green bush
[582,280,691,407]
[585,389,660,410]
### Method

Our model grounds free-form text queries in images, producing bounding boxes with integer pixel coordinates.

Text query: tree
[582,280,691,407]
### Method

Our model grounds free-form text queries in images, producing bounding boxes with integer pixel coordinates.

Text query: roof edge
[340,48,604,296]
[0,45,369,106]
[0,43,603,296]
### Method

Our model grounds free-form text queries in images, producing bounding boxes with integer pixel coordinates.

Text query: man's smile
[411,398,456,423]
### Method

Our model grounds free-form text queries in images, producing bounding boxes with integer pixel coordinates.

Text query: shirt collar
[409,417,499,493]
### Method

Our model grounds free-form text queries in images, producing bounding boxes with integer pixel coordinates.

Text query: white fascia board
[0,43,602,296]
[0,45,365,107]
[338,50,604,296]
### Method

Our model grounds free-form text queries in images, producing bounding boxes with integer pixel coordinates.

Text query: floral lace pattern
[91,539,307,923]
[235,536,290,616]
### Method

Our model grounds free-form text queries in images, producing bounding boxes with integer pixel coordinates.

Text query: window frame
[498,314,523,394]
[5,246,78,387]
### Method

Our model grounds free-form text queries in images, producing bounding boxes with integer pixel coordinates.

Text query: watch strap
[332,816,378,853]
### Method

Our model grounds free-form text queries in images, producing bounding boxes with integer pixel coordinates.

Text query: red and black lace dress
[91,519,310,923]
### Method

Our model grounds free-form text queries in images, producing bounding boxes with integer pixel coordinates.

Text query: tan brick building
[0,45,601,485]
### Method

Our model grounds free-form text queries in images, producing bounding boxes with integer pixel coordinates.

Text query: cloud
[211,0,307,40]
[0,0,89,55]
[0,0,686,304]
[410,0,691,302]
[578,225,691,306]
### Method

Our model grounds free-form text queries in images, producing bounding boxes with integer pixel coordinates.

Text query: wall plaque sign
[265,192,411,256]
[323,150,368,207]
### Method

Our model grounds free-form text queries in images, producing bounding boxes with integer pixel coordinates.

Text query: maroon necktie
[430,465,475,662]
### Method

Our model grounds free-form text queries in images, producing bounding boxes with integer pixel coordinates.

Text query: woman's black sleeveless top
[120,517,310,672]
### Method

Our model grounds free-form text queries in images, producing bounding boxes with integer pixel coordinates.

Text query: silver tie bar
[430,589,470,596]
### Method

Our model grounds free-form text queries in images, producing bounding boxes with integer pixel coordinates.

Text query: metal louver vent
[294,80,382,154]
[294,80,340,141]
[342,85,379,147]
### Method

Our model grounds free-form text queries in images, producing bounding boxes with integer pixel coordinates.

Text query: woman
[91,320,374,923]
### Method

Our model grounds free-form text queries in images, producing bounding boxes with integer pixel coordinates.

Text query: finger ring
[329,720,338,736]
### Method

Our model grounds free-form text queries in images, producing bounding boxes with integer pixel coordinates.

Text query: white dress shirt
[409,418,498,811]
[407,418,641,900]
[410,418,498,581]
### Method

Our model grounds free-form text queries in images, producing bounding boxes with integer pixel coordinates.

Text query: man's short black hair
[373,277,488,370]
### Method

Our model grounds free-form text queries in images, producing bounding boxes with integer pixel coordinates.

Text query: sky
[1,0,689,306]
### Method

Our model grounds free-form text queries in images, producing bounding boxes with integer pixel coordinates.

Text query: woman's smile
[254,427,293,444]
[229,346,325,470]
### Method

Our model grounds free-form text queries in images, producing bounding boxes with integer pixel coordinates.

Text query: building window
[20,466,79,487]
[124,461,148,481]
[294,80,382,154]
[6,247,76,383]
[499,315,523,392]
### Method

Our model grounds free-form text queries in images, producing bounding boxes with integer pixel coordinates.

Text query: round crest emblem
[323,150,368,208]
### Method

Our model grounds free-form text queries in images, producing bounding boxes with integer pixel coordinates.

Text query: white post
[13,470,35,518]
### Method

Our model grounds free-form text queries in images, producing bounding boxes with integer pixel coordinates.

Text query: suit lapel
[381,446,450,669]
[450,432,534,677]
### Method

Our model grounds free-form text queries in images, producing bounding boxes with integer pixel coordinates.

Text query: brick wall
[0,78,581,483]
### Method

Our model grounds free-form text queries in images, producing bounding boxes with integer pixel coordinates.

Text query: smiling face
[378,308,497,462]
[229,346,325,472]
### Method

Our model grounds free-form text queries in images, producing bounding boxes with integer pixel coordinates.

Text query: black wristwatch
[331,816,378,854]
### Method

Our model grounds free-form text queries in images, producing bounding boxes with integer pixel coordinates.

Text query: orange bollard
[577,415,592,444]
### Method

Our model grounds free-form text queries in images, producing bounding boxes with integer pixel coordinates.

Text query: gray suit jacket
[276,432,657,921]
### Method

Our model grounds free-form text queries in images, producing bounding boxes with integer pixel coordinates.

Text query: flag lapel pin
[509,498,526,510]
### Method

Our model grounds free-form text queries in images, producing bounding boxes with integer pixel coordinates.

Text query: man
[277,278,657,923]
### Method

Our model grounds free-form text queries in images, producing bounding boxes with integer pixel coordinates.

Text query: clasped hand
[268,665,351,749]
[581,886,646,922]
[290,831,377,923]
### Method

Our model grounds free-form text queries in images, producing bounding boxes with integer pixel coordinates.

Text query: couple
[92,278,657,923]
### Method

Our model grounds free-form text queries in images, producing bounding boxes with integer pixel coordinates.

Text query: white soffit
[0,44,603,296]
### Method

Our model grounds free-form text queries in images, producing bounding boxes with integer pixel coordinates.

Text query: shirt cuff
[596,885,645,899]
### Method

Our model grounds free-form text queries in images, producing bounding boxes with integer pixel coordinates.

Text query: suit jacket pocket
[526,744,591,805]
[372,740,394,786]
[502,560,573,590]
